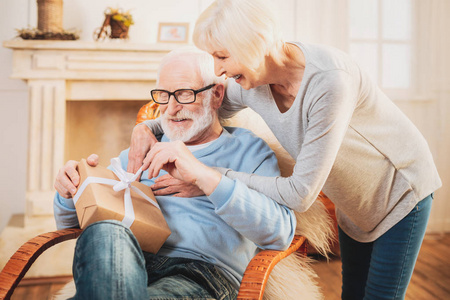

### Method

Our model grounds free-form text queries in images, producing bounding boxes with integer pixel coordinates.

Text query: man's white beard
[161,96,214,143]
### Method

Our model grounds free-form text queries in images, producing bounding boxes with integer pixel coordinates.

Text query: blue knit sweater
[54,127,296,288]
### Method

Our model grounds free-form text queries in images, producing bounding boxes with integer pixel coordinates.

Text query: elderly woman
[128,0,441,298]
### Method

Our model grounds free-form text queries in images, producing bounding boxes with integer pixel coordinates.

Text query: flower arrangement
[94,8,134,40]
[17,28,79,40]
[110,8,134,28]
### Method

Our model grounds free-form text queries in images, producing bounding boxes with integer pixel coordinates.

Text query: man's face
[158,59,214,144]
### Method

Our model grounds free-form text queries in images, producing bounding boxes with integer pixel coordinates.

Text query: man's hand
[127,124,158,173]
[145,141,221,196]
[54,154,99,198]
[150,174,205,197]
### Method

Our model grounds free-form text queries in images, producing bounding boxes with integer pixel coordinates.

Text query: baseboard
[18,275,73,286]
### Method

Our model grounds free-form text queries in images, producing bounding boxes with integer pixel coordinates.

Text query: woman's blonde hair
[193,0,283,70]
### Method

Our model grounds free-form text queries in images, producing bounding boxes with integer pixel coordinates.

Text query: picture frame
[157,22,189,43]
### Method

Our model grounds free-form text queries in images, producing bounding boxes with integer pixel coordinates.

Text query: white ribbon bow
[73,157,160,228]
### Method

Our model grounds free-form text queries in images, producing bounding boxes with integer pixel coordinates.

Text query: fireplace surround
[4,40,178,216]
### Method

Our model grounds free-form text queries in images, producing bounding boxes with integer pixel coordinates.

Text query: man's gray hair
[156,47,226,87]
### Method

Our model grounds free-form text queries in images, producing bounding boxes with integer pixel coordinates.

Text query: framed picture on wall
[157,22,189,43]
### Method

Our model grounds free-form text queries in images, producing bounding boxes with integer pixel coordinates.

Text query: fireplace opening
[65,100,149,167]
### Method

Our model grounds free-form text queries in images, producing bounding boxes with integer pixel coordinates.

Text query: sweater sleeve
[218,80,248,120]
[142,117,163,135]
[221,71,358,212]
[53,193,80,230]
[208,146,296,251]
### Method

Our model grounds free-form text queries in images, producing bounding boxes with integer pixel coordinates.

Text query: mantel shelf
[3,39,183,82]
[3,39,185,52]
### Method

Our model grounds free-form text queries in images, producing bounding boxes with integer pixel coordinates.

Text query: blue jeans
[339,194,433,300]
[70,220,237,300]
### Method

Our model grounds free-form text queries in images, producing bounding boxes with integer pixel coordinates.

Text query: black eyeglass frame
[150,84,216,104]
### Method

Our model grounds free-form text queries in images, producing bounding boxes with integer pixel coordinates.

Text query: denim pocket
[144,252,170,271]
[416,194,433,212]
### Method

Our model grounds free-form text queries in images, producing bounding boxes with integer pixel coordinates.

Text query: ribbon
[73,157,160,228]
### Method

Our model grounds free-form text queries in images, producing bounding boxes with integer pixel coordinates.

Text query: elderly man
[53,47,296,300]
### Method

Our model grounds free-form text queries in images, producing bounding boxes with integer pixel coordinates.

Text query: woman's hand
[54,154,99,198]
[127,124,158,173]
[150,174,205,197]
[145,141,221,196]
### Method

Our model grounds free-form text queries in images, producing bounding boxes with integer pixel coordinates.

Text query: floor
[9,233,450,299]
[311,233,450,299]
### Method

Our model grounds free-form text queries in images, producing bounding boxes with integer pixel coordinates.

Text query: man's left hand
[150,174,205,197]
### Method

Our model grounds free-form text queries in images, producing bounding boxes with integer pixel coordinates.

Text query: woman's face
[210,48,262,90]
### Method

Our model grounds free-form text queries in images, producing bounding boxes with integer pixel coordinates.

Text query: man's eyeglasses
[150,84,216,104]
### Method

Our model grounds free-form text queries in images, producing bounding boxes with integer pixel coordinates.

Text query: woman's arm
[141,135,295,250]
[141,117,164,135]
[219,71,358,212]
[127,119,162,173]
[218,80,248,120]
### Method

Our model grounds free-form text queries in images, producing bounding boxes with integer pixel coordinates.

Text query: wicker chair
[0,229,307,300]
[0,102,311,299]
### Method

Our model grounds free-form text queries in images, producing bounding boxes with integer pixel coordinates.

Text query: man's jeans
[339,194,433,300]
[70,220,238,300]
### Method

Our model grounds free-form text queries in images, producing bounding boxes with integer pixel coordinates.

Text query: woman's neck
[263,43,306,112]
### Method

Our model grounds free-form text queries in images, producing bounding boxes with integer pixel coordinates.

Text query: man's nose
[165,94,181,114]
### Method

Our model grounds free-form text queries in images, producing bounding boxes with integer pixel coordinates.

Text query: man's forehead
[158,61,202,89]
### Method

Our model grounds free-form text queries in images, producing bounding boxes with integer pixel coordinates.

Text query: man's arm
[53,154,99,229]
[54,193,79,230]
[209,176,296,251]
[206,143,296,251]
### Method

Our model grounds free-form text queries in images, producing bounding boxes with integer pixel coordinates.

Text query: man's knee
[77,220,138,251]
[72,220,148,298]
[83,219,129,235]
[74,220,144,274]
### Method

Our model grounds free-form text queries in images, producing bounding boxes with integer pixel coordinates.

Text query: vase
[37,0,63,32]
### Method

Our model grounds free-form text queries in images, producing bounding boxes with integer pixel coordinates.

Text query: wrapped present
[73,157,171,253]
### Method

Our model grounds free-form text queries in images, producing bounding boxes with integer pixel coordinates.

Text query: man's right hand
[54,154,99,198]
[127,124,158,173]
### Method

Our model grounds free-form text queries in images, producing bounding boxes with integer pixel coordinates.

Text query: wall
[0,0,449,233]
[0,0,29,231]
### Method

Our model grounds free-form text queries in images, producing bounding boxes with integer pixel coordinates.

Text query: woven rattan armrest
[237,235,307,300]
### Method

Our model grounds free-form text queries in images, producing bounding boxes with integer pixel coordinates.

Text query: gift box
[73,158,171,253]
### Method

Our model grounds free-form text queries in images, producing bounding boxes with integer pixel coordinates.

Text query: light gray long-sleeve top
[143,42,441,242]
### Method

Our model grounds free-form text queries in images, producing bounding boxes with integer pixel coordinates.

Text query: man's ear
[211,83,225,110]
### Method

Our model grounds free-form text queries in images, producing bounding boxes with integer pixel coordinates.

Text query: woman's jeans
[70,220,237,300]
[339,194,433,300]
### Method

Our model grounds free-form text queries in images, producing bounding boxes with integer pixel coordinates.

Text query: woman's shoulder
[224,126,262,140]
[295,42,360,77]
[226,79,272,105]
[223,127,273,151]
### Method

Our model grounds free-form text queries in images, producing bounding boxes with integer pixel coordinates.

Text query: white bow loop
[110,157,143,191]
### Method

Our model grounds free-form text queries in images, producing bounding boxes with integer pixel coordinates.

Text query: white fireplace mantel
[4,40,180,216]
